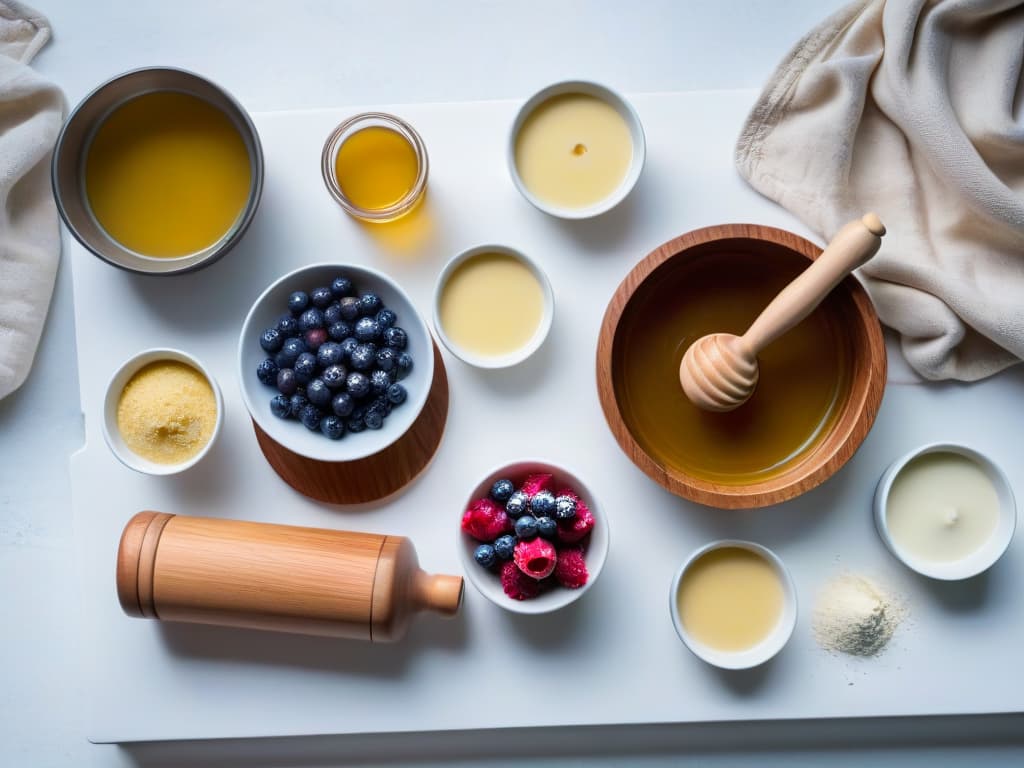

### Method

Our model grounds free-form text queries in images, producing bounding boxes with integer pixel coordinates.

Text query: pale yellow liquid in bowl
[85,91,252,258]
[439,253,544,358]
[514,93,633,209]
[678,547,784,652]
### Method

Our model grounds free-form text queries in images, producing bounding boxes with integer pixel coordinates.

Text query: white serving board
[69,90,1024,743]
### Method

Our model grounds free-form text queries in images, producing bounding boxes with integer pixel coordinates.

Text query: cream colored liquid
[886,452,1000,563]
[439,253,544,358]
[678,547,784,652]
[514,93,632,209]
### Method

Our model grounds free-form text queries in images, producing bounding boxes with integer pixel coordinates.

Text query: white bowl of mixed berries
[458,461,608,614]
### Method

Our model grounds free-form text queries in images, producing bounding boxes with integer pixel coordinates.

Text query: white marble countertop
[3,1,1021,765]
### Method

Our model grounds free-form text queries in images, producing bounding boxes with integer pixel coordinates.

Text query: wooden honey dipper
[679,214,885,412]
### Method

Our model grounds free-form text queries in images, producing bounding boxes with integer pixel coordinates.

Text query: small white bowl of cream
[874,443,1016,581]
[508,80,645,220]
[433,244,554,369]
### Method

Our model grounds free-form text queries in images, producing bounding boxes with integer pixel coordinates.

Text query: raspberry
[501,560,540,600]
[520,473,553,497]
[513,537,557,580]
[554,545,588,589]
[555,490,594,543]
[461,498,511,542]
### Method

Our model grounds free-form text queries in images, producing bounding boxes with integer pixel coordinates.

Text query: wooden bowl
[596,224,886,509]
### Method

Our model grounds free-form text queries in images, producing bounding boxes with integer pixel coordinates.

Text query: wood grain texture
[253,342,449,505]
[115,512,464,641]
[596,224,887,510]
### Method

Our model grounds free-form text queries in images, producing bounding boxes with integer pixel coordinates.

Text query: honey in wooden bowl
[597,224,886,509]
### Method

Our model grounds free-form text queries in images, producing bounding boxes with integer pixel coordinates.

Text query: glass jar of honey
[321,112,428,223]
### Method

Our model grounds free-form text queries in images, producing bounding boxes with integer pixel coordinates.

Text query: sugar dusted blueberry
[289,392,309,417]
[331,276,353,297]
[299,403,322,431]
[322,364,347,389]
[270,394,291,419]
[293,352,317,384]
[310,286,333,309]
[328,321,353,342]
[358,292,382,316]
[555,490,594,543]
[490,479,515,502]
[349,344,375,371]
[346,371,370,399]
[395,352,413,380]
[474,544,497,569]
[529,490,556,518]
[386,383,407,405]
[298,308,324,332]
[514,515,538,540]
[276,314,299,336]
[536,516,557,540]
[505,490,529,519]
[256,357,278,386]
[287,291,309,314]
[306,378,331,408]
[323,303,343,326]
[320,414,345,440]
[339,296,360,321]
[554,494,578,520]
[259,327,283,353]
[354,317,380,342]
[276,368,298,396]
[383,326,407,349]
[317,342,343,368]
[339,337,359,359]
[375,347,396,372]
[493,534,516,560]
[369,369,391,396]
[331,392,354,418]
[375,308,397,328]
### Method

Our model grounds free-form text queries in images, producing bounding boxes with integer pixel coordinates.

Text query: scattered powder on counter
[812,573,905,658]
[116,361,216,464]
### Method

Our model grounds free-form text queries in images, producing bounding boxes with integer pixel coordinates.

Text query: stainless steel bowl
[52,67,264,275]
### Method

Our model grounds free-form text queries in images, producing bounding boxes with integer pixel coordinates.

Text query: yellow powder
[116,361,217,464]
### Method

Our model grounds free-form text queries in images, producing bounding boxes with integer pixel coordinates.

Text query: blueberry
[323,303,343,326]
[529,490,556,518]
[554,494,578,520]
[358,293,382,316]
[276,368,298,396]
[376,308,397,328]
[270,394,291,419]
[490,479,514,503]
[289,392,309,417]
[331,392,354,418]
[276,314,299,336]
[383,326,408,349]
[493,534,516,560]
[346,372,370,399]
[375,347,397,372]
[310,286,333,309]
[259,327,283,353]
[347,408,367,433]
[331,276,353,297]
[256,357,278,386]
[364,408,384,430]
[317,342,342,368]
[320,414,345,440]
[328,321,353,342]
[306,378,331,408]
[339,337,359,359]
[288,291,309,314]
[293,352,317,384]
[536,516,557,540]
[386,383,407,405]
[474,544,497,569]
[395,352,413,380]
[349,344,375,371]
[339,296,360,321]
[514,515,538,540]
[369,369,392,395]
[275,337,306,368]
[299,403,323,431]
[370,395,393,415]
[505,491,529,519]
[298,308,324,332]
[322,364,347,389]
[303,328,327,351]
[354,317,380,342]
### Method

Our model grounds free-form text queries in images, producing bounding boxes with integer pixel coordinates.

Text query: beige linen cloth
[0,1,63,400]
[736,0,1024,381]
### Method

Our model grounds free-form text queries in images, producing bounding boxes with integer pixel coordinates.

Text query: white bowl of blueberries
[238,263,433,462]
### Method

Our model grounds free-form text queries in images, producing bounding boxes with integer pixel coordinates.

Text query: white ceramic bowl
[102,348,224,475]
[669,540,797,670]
[238,263,433,462]
[508,80,646,220]
[458,460,609,615]
[432,244,554,369]
[874,443,1016,580]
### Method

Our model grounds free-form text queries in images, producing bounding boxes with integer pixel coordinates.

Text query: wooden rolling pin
[116,512,463,642]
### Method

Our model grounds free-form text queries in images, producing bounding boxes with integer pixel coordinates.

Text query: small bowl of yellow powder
[103,349,223,475]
